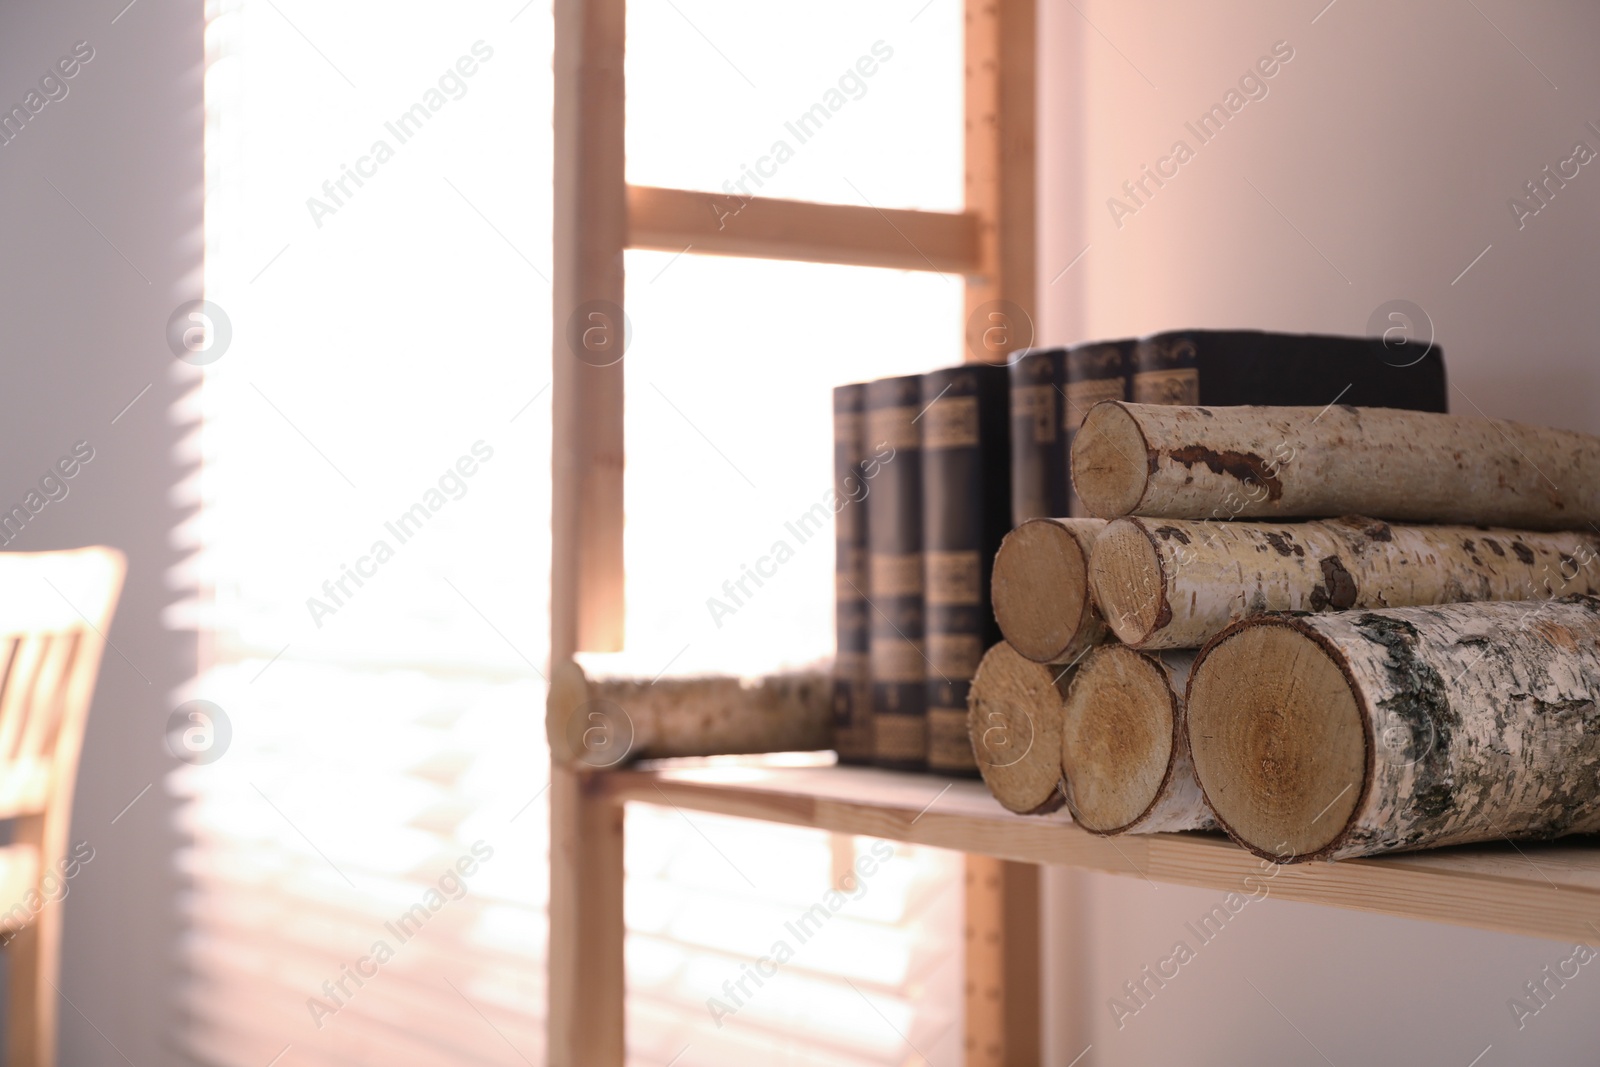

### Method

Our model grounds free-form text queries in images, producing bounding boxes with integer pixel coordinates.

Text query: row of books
[832,328,1448,774]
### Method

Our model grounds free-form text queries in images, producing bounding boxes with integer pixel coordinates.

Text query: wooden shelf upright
[549,0,1044,1063]
[546,6,1600,1065]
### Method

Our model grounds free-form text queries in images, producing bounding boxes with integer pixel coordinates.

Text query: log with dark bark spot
[1090,515,1600,650]
[1186,597,1600,862]
[1071,402,1600,528]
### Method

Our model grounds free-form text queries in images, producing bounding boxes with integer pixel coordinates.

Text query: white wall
[1039,1,1600,1062]
[0,2,200,1063]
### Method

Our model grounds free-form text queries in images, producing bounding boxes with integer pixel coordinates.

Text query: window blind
[183,2,967,1064]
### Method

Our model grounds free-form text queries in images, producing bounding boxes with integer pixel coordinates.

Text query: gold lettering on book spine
[870,553,923,598]
[928,633,983,678]
[1133,367,1200,405]
[1014,384,1056,444]
[926,551,980,606]
[1065,377,1127,432]
[923,395,980,449]
[867,405,919,451]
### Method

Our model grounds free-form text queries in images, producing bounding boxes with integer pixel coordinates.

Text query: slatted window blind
[184,2,966,1064]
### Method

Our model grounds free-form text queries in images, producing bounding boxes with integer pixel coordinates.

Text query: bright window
[185,2,965,1064]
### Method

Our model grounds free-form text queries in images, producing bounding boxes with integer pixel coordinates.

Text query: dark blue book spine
[1064,341,1133,516]
[866,375,926,770]
[1008,347,1067,526]
[922,364,1011,776]
[1130,329,1448,411]
[833,383,873,764]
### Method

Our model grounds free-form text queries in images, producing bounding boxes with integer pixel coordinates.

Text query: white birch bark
[1071,402,1600,529]
[1187,597,1600,861]
[545,660,832,767]
[1092,515,1600,649]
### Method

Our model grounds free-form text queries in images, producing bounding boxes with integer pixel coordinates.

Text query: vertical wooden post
[963,1,1042,1063]
[963,0,1037,366]
[552,0,627,659]
[548,768,627,1067]
[550,0,628,1064]
[965,856,1042,1066]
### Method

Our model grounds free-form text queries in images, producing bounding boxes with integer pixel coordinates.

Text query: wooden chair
[0,548,125,1067]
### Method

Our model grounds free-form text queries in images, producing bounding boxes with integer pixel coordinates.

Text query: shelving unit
[548,1,1600,1064]
[544,0,1600,1062]
[549,1,1039,1064]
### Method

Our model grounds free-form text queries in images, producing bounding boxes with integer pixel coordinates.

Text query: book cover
[1008,347,1067,526]
[865,375,927,771]
[832,383,873,765]
[921,364,1011,776]
[1130,329,1448,411]
[1064,340,1133,517]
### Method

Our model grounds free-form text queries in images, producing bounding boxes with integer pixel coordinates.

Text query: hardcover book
[1064,340,1134,516]
[1008,347,1066,526]
[1129,329,1448,411]
[865,374,927,771]
[832,383,873,765]
[921,364,1011,776]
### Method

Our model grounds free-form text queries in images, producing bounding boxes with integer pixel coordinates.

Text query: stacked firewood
[970,402,1600,863]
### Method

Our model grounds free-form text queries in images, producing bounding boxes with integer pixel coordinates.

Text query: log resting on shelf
[1060,646,1215,835]
[1091,515,1600,650]
[991,517,1108,664]
[967,642,1070,815]
[1071,401,1600,529]
[546,660,832,767]
[1187,596,1600,862]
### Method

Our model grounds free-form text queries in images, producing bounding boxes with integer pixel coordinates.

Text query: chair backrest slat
[0,638,49,771]
[15,633,80,768]
[0,547,123,1067]
[0,639,24,764]
[0,551,124,820]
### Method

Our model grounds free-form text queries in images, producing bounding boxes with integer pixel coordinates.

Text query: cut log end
[1060,645,1174,833]
[967,643,1068,815]
[546,660,593,765]
[1070,401,1150,519]
[1187,621,1367,860]
[992,518,1102,663]
[1087,519,1167,648]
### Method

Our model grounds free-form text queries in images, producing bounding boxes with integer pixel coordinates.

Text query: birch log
[991,517,1108,663]
[967,643,1069,814]
[1070,401,1600,529]
[1186,597,1600,862]
[1059,646,1215,834]
[1092,515,1600,649]
[545,660,832,767]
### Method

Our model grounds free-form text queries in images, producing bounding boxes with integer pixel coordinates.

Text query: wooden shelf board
[602,761,1600,945]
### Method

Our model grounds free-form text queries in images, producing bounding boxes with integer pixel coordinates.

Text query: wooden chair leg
[6,907,59,1067]
[8,813,60,1067]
